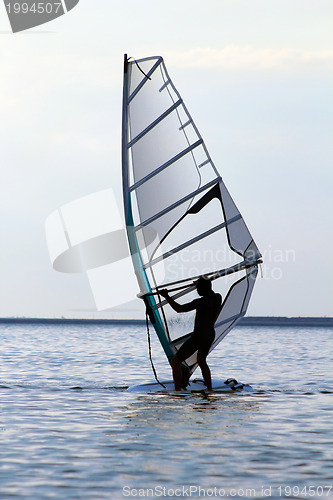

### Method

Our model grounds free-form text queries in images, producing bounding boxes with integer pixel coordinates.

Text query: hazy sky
[1,0,332,319]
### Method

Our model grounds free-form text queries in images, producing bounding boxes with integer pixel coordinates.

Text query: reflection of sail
[122,55,262,376]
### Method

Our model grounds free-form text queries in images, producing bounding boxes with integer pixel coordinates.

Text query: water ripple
[0,323,332,498]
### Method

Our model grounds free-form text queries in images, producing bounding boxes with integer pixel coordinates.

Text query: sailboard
[122,55,262,391]
[128,378,252,394]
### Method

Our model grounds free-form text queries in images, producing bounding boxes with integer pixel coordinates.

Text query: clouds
[165,46,333,72]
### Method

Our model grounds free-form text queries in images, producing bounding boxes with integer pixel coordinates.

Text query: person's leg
[172,334,198,390]
[197,331,215,391]
[170,355,183,390]
[198,355,212,391]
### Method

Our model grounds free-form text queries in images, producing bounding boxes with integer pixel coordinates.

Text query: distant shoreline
[1,317,332,327]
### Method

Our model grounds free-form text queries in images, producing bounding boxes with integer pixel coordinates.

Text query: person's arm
[159,289,198,313]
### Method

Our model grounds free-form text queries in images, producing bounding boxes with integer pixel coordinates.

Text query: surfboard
[128,378,253,393]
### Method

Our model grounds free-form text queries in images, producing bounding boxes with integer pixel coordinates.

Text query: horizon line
[1,316,332,327]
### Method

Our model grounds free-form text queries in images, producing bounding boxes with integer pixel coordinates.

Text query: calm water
[0,322,332,500]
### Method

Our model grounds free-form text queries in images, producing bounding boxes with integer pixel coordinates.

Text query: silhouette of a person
[160,277,222,391]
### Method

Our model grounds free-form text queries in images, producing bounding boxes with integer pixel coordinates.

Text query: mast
[122,54,130,224]
[121,54,174,360]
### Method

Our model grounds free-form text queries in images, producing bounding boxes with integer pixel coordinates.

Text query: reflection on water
[0,323,332,498]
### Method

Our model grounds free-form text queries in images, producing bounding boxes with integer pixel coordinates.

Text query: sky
[0,0,332,319]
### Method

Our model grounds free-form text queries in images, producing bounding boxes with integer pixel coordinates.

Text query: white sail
[122,55,262,379]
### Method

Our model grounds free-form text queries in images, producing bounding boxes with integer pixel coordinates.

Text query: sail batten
[128,98,183,148]
[128,139,204,192]
[215,313,245,328]
[179,119,192,131]
[198,159,212,168]
[159,80,171,92]
[128,57,162,103]
[122,54,261,375]
[143,215,243,270]
[133,178,222,230]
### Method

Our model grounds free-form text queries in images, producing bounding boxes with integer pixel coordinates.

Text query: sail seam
[143,215,242,269]
[134,178,221,230]
[129,139,203,192]
[128,99,183,148]
[128,58,162,103]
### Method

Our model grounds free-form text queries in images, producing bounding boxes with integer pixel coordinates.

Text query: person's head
[196,277,212,296]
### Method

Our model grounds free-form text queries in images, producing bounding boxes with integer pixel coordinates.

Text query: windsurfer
[160,277,222,391]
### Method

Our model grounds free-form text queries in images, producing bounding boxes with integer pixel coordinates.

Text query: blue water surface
[0,322,332,499]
